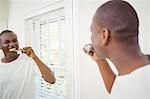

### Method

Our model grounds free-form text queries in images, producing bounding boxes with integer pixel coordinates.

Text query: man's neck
[1,53,20,63]
[109,47,150,76]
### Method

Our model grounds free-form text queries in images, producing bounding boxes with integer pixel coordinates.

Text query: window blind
[26,7,67,99]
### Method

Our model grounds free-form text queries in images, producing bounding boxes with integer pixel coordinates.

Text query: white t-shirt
[109,64,150,99]
[0,54,41,99]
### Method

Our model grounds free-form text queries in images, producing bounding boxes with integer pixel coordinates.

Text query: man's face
[0,32,19,54]
[90,19,106,59]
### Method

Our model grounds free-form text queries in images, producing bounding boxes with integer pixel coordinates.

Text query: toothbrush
[83,43,94,55]
[9,49,22,54]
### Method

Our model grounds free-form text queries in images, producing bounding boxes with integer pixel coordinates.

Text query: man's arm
[22,47,56,84]
[32,55,56,84]
[96,59,116,93]
[89,53,116,93]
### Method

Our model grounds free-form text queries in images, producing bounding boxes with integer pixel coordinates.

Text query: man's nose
[9,42,16,47]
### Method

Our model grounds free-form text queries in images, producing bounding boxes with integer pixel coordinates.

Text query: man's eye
[4,41,10,44]
[13,40,17,42]
[12,39,17,42]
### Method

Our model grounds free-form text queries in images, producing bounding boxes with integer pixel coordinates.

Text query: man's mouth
[9,48,17,53]
[9,48,22,54]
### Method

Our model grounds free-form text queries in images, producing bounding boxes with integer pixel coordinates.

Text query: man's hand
[85,49,104,63]
[21,47,36,58]
[87,52,100,61]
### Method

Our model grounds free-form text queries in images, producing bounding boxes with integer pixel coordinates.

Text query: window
[25,2,71,98]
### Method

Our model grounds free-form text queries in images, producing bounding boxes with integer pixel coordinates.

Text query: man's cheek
[3,44,9,48]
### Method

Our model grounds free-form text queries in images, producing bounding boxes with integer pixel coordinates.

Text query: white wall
[0,0,9,31]
[8,0,150,99]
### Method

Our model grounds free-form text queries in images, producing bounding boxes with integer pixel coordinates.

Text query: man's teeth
[9,48,16,52]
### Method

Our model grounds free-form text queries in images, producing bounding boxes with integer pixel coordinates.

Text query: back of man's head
[94,0,139,44]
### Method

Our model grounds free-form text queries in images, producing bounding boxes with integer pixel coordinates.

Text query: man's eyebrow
[12,38,17,40]
[3,38,18,41]
[11,38,18,41]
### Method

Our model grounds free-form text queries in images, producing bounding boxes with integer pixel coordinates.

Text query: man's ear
[100,28,110,45]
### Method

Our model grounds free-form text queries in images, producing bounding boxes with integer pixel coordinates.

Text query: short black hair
[0,30,14,36]
[94,0,139,44]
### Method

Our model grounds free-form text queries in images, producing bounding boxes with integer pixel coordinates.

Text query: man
[0,30,55,99]
[87,0,150,99]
